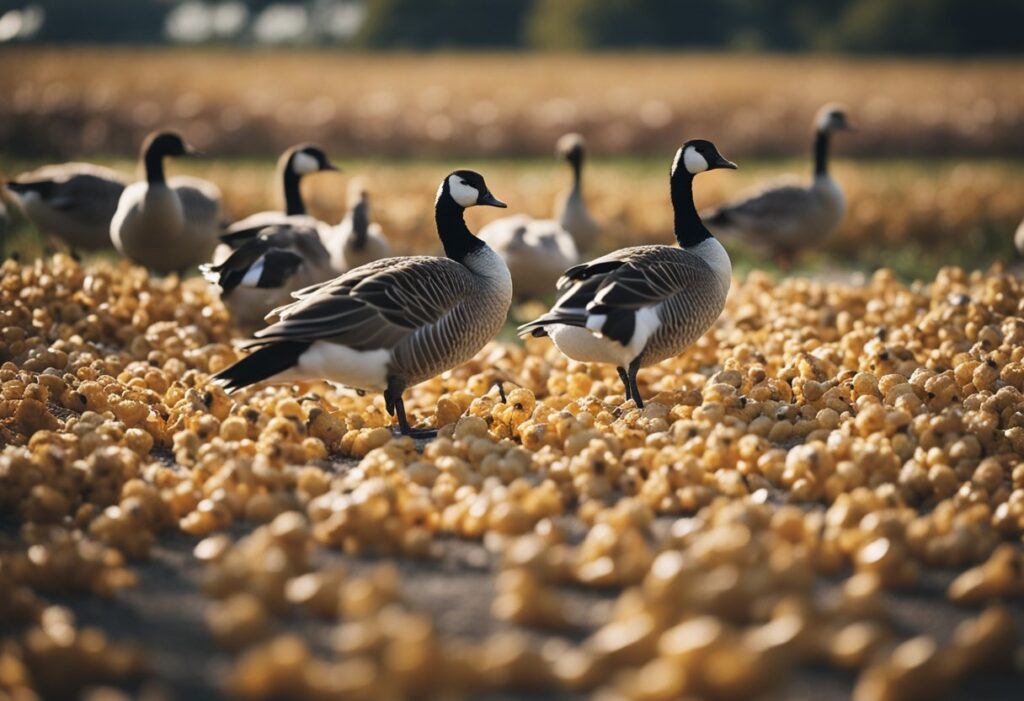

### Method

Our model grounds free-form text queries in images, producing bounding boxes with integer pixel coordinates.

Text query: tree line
[10,0,1024,55]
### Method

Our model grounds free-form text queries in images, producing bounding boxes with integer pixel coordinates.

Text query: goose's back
[13,164,126,250]
[480,215,578,299]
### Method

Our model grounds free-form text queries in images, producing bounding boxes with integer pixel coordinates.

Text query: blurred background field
[4,151,1022,280]
[2,45,1023,279]
[3,49,1024,160]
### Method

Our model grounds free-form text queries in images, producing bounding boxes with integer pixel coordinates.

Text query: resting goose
[6,162,127,253]
[201,223,338,332]
[110,131,222,273]
[519,139,737,408]
[211,170,512,437]
[325,178,392,272]
[703,104,854,268]
[220,144,337,248]
[478,133,598,299]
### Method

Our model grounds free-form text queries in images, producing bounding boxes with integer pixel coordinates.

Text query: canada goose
[553,132,600,251]
[478,133,598,299]
[478,215,578,300]
[703,104,854,268]
[519,140,737,408]
[1015,218,1024,255]
[110,131,222,274]
[324,177,393,272]
[201,223,337,332]
[6,162,127,253]
[221,144,337,246]
[211,170,512,437]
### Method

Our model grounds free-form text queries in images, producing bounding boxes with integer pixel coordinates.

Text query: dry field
[2,49,1023,159]
[2,48,1024,701]
[0,254,1023,700]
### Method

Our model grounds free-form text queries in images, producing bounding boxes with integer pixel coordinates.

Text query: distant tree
[726,0,848,51]
[837,0,1024,54]
[527,0,732,50]
[25,0,168,43]
[355,0,531,49]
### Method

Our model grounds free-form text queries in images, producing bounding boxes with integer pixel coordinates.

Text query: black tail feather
[517,311,586,339]
[6,180,53,197]
[253,250,304,289]
[219,226,263,248]
[202,239,303,295]
[211,341,311,392]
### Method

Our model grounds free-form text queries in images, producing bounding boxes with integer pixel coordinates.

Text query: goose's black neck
[143,146,166,185]
[436,193,484,262]
[282,162,305,216]
[568,152,583,192]
[351,200,369,249]
[671,170,712,248]
[814,129,830,177]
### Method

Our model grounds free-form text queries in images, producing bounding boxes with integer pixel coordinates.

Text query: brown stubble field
[2,49,1023,159]
[2,49,1023,275]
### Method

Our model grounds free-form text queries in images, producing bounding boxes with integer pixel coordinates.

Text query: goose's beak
[323,161,341,172]
[712,155,738,170]
[479,192,507,208]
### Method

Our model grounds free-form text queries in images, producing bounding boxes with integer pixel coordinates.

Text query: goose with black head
[324,177,392,272]
[704,103,854,269]
[110,130,222,273]
[479,132,601,300]
[211,170,512,438]
[519,139,737,408]
[220,144,338,249]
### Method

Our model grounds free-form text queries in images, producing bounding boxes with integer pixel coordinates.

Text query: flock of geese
[2,103,894,435]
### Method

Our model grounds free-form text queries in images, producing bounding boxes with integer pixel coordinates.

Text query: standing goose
[220,144,337,248]
[211,170,512,437]
[325,178,392,272]
[201,223,338,332]
[110,131,222,273]
[478,133,599,299]
[554,132,600,252]
[703,104,854,268]
[6,162,127,253]
[519,140,737,408]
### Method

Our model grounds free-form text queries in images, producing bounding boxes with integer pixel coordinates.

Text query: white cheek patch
[683,147,708,174]
[447,175,480,208]
[671,148,683,176]
[817,110,843,131]
[292,151,320,175]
